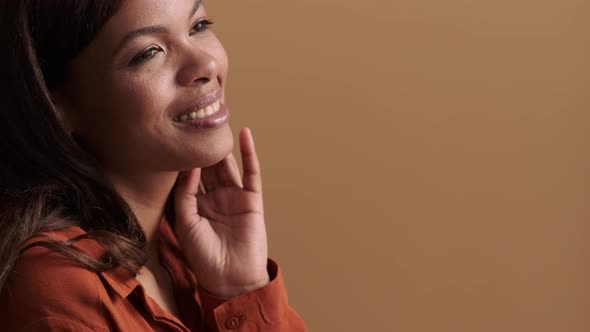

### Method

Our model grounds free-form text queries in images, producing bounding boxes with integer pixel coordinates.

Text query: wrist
[200,274,270,299]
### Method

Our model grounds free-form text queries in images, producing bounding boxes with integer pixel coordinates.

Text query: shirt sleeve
[198,259,308,332]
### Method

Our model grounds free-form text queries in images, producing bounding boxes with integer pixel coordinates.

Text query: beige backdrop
[206,1,589,331]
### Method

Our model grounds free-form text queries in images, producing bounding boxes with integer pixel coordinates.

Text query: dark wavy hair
[0,0,159,292]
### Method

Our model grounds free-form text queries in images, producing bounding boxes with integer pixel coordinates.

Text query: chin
[184,126,234,169]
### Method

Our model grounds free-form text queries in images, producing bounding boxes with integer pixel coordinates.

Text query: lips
[173,102,230,129]
[172,89,222,121]
[173,100,221,122]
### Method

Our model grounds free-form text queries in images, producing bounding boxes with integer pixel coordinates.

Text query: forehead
[64,0,205,75]
[111,0,203,27]
[80,0,204,60]
[96,0,203,44]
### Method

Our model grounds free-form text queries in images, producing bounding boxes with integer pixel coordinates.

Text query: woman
[0,0,307,331]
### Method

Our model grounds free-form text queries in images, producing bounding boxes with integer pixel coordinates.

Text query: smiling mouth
[173,100,221,122]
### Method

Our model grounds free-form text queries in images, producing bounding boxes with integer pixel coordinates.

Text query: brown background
[207,0,589,331]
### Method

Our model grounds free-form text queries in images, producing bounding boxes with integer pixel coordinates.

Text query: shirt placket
[132,285,192,332]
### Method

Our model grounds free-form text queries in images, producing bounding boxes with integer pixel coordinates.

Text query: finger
[173,168,201,220]
[215,153,243,188]
[200,166,219,193]
[240,128,262,193]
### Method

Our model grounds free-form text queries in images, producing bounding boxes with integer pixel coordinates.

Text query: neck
[106,169,179,258]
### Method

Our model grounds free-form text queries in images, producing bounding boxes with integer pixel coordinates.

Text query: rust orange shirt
[0,217,307,331]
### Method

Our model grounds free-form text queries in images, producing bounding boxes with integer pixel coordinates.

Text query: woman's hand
[173,128,269,298]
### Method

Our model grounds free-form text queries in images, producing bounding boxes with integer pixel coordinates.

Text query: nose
[176,44,220,87]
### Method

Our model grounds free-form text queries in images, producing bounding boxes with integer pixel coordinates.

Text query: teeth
[176,100,222,123]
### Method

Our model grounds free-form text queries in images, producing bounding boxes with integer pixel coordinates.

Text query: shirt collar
[63,229,139,299]
[99,215,183,299]
[99,265,139,299]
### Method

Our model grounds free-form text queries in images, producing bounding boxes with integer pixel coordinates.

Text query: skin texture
[55,0,269,299]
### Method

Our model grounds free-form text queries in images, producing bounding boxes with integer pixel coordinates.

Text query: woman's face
[58,0,231,174]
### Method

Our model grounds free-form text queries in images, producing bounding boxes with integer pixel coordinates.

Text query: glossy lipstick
[172,90,229,129]
[175,102,230,129]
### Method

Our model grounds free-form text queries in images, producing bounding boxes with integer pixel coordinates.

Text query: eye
[190,19,214,35]
[129,46,163,66]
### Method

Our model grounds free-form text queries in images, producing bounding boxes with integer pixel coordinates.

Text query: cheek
[108,73,173,125]
[73,68,176,164]
[69,68,173,138]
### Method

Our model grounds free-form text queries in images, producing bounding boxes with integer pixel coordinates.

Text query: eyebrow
[112,0,203,57]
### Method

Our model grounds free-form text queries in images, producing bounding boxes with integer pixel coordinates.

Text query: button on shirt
[0,217,307,331]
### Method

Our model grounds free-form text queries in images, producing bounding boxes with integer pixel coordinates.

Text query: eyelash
[190,19,214,35]
[129,19,215,66]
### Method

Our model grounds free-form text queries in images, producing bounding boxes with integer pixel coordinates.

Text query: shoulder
[0,227,110,331]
